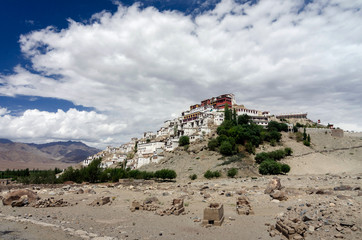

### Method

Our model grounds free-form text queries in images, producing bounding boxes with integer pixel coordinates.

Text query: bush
[154,169,177,179]
[179,136,190,146]
[213,170,221,178]
[208,138,219,151]
[227,168,238,178]
[269,149,286,161]
[281,164,291,173]
[219,141,233,156]
[204,170,214,179]
[245,142,255,154]
[259,160,281,175]
[220,154,244,165]
[296,132,303,142]
[255,152,271,164]
[303,140,310,146]
[284,147,293,156]
[204,170,221,179]
[189,174,197,180]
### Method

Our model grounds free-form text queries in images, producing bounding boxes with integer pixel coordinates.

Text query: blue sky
[0,0,361,148]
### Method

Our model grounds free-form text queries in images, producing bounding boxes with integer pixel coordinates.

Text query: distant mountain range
[0,139,100,170]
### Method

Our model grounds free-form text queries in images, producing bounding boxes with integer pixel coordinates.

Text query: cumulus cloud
[0,0,362,146]
[0,107,10,116]
[0,108,126,147]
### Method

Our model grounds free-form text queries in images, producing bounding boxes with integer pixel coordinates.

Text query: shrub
[154,169,177,179]
[269,149,286,161]
[208,138,219,151]
[189,174,197,180]
[227,168,238,178]
[281,164,291,173]
[303,140,310,146]
[220,154,244,165]
[219,141,233,156]
[296,132,303,142]
[179,136,190,146]
[259,160,281,175]
[213,170,221,178]
[216,135,228,145]
[284,147,293,156]
[255,152,271,164]
[245,142,255,154]
[204,170,221,179]
[204,170,214,179]
[270,139,276,146]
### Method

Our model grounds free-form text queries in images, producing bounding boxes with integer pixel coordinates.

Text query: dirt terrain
[0,130,361,240]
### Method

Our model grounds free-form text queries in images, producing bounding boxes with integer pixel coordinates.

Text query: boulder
[333,185,352,191]
[270,190,288,201]
[144,197,159,205]
[2,189,39,207]
[89,197,111,206]
[265,177,282,194]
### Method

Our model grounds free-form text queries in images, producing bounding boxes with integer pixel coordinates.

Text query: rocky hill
[140,130,362,179]
[0,139,100,170]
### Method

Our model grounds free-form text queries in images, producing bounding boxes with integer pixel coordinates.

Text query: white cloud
[0,108,126,148]
[0,107,10,116]
[1,0,362,147]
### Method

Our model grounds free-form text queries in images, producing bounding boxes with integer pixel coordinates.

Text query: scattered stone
[333,185,352,191]
[89,197,110,206]
[156,199,185,216]
[2,189,39,207]
[84,189,96,194]
[265,177,282,194]
[270,190,288,201]
[275,218,307,240]
[340,222,354,228]
[144,197,159,205]
[236,196,254,215]
[33,198,71,208]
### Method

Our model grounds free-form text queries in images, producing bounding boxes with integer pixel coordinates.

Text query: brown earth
[0,174,361,240]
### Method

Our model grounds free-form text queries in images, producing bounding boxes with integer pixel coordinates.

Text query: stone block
[202,203,224,226]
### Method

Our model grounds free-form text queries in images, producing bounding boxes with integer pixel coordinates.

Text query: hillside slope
[0,140,100,170]
[140,131,362,179]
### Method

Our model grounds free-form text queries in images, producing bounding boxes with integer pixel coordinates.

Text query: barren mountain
[0,139,100,170]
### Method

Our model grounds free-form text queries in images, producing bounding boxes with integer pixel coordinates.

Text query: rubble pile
[2,189,39,207]
[130,197,160,212]
[156,198,185,216]
[265,177,288,201]
[33,198,71,208]
[269,199,361,239]
[236,196,254,215]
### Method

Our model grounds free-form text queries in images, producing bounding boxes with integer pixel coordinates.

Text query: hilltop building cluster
[82,94,307,169]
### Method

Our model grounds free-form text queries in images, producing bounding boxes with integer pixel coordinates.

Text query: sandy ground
[1,173,362,240]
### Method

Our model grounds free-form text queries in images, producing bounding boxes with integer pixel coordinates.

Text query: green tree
[237,114,251,125]
[224,103,232,121]
[259,160,281,175]
[303,128,307,141]
[219,141,233,156]
[84,158,102,183]
[281,164,291,173]
[179,136,190,146]
[208,138,219,151]
[227,168,238,178]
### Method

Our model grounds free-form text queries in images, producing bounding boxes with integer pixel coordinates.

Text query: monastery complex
[82,94,308,169]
